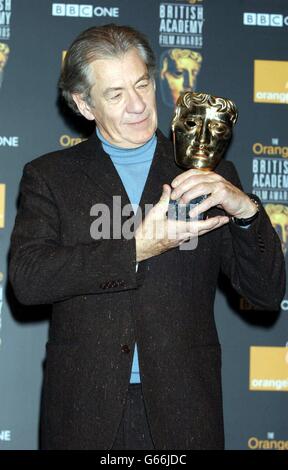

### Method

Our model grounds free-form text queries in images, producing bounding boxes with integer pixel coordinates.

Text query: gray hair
[59,23,156,114]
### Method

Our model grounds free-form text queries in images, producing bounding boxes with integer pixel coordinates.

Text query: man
[9,24,285,450]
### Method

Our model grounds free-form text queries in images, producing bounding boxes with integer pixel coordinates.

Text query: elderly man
[9,24,285,450]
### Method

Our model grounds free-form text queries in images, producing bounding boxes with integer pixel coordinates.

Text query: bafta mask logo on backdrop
[160,49,202,107]
[0,42,9,90]
[265,204,288,256]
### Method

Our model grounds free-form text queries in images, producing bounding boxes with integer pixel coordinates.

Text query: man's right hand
[135,184,229,262]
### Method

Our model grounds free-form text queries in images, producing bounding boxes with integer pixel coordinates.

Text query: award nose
[196,120,209,145]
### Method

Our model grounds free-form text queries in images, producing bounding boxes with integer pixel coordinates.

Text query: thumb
[155,184,171,214]
[159,184,171,203]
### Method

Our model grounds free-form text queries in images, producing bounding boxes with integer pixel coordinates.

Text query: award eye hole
[172,70,183,77]
[209,122,228,134]
[185,120,196,128]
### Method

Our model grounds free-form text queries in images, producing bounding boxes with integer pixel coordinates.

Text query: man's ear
[72,94,95,121]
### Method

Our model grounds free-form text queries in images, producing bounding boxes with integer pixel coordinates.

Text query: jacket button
[121,344,130,354]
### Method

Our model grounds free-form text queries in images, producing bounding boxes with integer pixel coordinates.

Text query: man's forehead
[88,52,148,88]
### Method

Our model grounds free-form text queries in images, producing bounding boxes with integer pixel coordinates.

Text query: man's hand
[135,184,229,262]
[170,169,258,219]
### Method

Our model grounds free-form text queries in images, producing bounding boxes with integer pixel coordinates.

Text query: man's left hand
[170,169,258,219]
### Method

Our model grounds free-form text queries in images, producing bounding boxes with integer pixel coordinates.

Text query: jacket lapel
[72,129,181,213]
[72,132,130,208]
[138,130,182,213]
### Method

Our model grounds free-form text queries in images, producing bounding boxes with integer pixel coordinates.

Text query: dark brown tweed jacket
[9,130,285,450]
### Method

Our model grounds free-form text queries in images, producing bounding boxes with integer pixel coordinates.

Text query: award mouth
[187,147,210,158]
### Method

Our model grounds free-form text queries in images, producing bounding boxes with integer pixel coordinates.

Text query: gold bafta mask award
[171,91,238,220]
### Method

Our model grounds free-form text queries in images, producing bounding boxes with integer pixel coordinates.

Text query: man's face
[172,103,233,170]
[73,48,157,148]
[161,54,201,106]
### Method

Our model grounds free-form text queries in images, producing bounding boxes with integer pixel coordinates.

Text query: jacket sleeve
[220,161,286,310]
[9,162,141,305]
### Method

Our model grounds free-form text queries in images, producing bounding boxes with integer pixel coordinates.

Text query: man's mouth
[126,116,149,126]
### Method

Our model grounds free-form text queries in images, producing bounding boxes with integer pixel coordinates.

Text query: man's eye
[137,81,149,89]
[110,94,121,100]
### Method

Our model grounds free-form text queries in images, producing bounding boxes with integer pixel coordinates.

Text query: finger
[186,215,229,233]
[178,183,214,204]
[154,184,171,215]
[171,169,222,190]
[198,216,230,235]
[170,175,203,199]
[171,169,206,189]
[188,193,219,217]
[171,174,218,201]
[159,184,171,202]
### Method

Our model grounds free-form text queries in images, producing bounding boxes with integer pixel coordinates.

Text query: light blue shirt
[96,128,157,382]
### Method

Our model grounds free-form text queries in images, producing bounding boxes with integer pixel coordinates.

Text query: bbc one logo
[52,3,119,18]
[243,12,288,27]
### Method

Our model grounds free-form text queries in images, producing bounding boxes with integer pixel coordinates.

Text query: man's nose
[126,89,146,113]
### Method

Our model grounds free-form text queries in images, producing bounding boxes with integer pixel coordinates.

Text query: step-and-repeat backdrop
[0,0,287,450]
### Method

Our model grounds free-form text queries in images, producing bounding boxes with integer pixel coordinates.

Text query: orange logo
[254,60,288,104]
[250,346,288,392]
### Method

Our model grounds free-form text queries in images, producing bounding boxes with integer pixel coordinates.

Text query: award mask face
[172,92,238,170]
[0,42,9,90]
[160,49,202,107]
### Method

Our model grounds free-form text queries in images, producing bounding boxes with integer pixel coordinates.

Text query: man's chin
[125,128,156,147]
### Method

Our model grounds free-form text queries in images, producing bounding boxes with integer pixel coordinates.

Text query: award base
[168,194,208,221]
